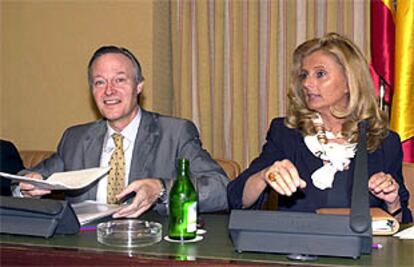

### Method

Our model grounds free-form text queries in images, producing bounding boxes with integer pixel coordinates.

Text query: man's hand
[19,172,51,197]
[112,178,164,218]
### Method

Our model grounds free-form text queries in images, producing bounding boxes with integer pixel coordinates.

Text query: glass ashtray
[97,220,162,248]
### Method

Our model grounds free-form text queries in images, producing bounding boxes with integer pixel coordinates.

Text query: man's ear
[136,81,144,95]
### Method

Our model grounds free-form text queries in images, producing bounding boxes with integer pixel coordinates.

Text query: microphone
[227,119,373,258]
[350,120,371,233]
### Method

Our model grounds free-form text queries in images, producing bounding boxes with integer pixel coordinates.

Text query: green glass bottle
[168,158,197,240]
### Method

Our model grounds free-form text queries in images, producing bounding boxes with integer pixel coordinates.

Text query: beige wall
[1,0,155,151]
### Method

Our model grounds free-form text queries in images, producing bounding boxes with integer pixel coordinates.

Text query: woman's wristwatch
[389,207,402,217]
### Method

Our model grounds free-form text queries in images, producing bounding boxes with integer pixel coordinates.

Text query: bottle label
[186,202,197,233]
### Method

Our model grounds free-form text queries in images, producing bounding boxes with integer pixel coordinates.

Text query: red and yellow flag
[370,0,395,104]
[391,0,414,162]
[371,0,414,163]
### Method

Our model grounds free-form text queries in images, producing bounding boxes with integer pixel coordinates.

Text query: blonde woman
[227,33,412,223]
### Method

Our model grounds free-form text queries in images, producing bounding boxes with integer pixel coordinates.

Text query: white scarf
[304,130,356,190]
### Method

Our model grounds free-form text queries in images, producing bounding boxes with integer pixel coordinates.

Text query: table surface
[1,212,413,266]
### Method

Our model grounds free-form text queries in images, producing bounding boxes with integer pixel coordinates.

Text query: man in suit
[0,140,25,196]
[18,46,229,217]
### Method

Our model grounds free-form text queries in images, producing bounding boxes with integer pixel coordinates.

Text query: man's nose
[104,83,115,95]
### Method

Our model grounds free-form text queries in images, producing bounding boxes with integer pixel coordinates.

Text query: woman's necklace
[304,114,356,190]
[314,115,328,144]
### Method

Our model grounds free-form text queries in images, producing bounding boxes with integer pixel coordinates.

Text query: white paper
[0,167,110,190]
[394,225,414,239]
[72,201,121,225]
[372,219,397,233]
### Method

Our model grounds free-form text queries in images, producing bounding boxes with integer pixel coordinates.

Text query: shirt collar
[104,108,142,151]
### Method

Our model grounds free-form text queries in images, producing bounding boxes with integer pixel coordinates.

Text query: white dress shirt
[96,109,141,203]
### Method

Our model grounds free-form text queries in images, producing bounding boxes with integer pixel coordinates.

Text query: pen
[372,243,383,249]
[80,226,97,232]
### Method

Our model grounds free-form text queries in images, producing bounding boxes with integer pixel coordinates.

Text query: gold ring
[268,172,279,182]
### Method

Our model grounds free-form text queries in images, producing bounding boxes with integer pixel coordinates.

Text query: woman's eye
[299,72,308,80]
[316,71,327,78]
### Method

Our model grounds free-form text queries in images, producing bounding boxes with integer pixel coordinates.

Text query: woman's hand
[264,159,307,196]
[369,172,401,212]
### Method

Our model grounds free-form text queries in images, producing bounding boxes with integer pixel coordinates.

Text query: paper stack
[394,225,414,239]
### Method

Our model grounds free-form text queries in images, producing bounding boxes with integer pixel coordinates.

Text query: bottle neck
[177,159,190,179]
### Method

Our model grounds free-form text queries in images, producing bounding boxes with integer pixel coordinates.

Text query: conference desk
[1,212,413,266]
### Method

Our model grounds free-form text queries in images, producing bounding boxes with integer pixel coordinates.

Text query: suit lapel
[129,109,160,180]
[82,120,107,199]
[298,138,322,176]
[83,120,107,168]
[297,137,329,205]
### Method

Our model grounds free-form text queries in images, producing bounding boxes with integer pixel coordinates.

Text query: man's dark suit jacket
[227,118,413,223]
[0,140,25,196]
[20,109,229,213]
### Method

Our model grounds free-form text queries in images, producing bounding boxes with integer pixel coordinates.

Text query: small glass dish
[97,219,162,248]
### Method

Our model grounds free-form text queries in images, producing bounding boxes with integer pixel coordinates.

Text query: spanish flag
[371,0,414,163]
[370,0,394,105]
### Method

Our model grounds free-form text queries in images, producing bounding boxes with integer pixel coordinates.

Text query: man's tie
[107,133,125,204]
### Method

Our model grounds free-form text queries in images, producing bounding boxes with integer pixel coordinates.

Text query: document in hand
[72,201,121,225]
[316,207,400,235]
[0,167,110,190]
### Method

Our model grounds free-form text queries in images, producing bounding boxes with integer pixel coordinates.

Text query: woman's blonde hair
[285,32,388,151]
